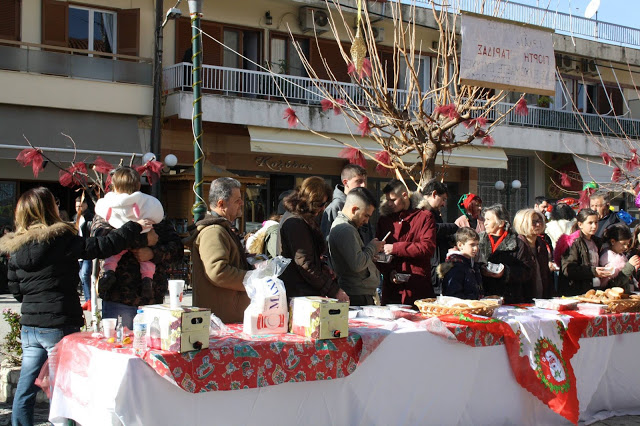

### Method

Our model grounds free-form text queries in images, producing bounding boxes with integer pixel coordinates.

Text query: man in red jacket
[376,179,436,306]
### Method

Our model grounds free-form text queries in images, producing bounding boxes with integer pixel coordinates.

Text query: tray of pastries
[577,287,640,313]
[414,296,500,318]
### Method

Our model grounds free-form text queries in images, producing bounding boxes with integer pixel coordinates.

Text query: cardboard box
[289,297,348,339]
[142,305,211,353]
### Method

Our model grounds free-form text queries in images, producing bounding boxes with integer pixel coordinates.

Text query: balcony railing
[0,40,152,85]
[164,63,640,139]
[438,0,640,48]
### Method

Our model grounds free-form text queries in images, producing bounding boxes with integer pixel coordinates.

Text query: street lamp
[188,0,206,223]
[495,180,521,214]
[150,1,182,199]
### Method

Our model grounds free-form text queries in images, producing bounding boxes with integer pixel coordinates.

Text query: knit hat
[457,193,481,217]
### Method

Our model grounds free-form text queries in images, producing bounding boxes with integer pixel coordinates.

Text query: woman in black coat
[0,187,154,425]
[478,204,533,304]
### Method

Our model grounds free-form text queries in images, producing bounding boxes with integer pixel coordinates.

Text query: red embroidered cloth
[425,307,640,424]
[49,323,391,394]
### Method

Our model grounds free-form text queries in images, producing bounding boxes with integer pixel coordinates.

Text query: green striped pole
[188,0,206,222]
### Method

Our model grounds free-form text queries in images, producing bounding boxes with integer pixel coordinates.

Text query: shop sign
[460,14,556,96]
[255,156,313,172]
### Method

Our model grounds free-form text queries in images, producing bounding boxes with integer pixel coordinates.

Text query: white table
[48,326,640,425]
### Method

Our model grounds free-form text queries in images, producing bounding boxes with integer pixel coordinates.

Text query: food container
[289,296,349,339]
[142,305,211,353]
[577,302,609,315]
[374,253,392,263]
[481,296,504,306]
[361,305,416,320]
[534,298,579,311]
[486,262,504,274]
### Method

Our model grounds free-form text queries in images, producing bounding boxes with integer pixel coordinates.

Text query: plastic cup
[102,318,117,338]
[168,279,185,309]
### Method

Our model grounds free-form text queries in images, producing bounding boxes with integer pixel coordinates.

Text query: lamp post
[495,179,522,215]
[188,0,206,223]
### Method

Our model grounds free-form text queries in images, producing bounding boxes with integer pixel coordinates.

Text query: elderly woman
[278,176,349,302]
[478,204,533,304]
[513,208,553,299]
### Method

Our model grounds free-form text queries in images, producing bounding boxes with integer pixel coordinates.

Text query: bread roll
[611,287,625,295]
[586,289,596,297]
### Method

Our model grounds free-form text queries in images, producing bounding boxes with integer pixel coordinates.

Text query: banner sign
[460,14,556,96]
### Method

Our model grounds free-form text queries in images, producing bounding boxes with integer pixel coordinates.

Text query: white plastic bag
[242,256,291,335]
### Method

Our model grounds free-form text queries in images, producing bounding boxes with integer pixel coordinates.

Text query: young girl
[0,187,154,425]
[600,224,640,291]
[560,208,613,296]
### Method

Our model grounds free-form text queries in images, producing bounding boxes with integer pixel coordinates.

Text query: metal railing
[428,0,640,48]
[164,63,640,138]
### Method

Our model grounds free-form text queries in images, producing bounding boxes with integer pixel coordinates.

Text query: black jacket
[560,233,602,296]
[0,221,147,328]
[478,230,534,304]
[437,252,483,300]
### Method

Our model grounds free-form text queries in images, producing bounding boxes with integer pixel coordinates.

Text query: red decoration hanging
[334,98,345,115]
[560,172,571,187]
[320,99,333,112]
[59,162,88,188]
[339,147,367,169]
[434,103,459,121]
[515,98,529,116]
[16,148,45,178]
[358,116,371,137]
[374,150,391,176]
[600,152,612,165]
[93,157,114,175]
[283,108,298,128]
[136,160,164,186]
[611,167,622,183]
[481,134,495,147]
[347,58,372,80]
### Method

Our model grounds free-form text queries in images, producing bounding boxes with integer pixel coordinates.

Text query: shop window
[0,0,21,41]
[478,156,529,214]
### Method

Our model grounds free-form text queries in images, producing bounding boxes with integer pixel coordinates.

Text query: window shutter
[41,0,68,47]
[117,8,140,56]
[311,39,350,82]
[175,18,222,66]
[0,0,20,41]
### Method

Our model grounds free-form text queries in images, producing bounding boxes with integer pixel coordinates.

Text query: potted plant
[537,95,553,108]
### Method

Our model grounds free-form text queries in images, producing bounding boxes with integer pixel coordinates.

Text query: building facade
[1,0,639,230]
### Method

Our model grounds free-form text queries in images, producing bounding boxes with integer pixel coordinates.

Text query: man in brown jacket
[190,177,250,323]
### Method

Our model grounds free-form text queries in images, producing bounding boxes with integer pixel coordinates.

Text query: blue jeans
[102,300,138,329]
[78,260,92,301]
[12,325,79,426]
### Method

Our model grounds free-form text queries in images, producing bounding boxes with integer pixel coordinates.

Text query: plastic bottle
[132,309,147,354]
[149,317,161,350]
[115,315,124,343]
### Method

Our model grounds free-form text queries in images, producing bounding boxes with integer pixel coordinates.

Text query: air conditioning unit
[580,58,598,74]
[299,7,329,34]
[371,26,385,43]
[555,54,573,71]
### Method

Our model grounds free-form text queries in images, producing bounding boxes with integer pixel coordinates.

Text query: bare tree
[278,0,524,189]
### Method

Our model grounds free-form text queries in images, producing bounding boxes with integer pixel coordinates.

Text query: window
[0,0,21,41]
[69,6,116,54]
[270,36,309,76]
[398,56,431,92]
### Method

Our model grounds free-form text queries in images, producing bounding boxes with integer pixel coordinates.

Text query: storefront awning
[0,105,146,163]
[572,155,618,185]
[248,127,508,169]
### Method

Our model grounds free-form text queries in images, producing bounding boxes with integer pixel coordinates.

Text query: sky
[513,0,640,30]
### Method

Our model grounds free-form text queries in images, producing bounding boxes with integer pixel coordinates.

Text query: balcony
[0,40,152,85]
[164,63,640,139]
[426,0,640,48]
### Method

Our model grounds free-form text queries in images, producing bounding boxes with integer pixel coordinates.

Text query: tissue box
[289,297,348,339]
[142,305,211,353]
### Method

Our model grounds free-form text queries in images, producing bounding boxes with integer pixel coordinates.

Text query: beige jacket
[189,214,249,323]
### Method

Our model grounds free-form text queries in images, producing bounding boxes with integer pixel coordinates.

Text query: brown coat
[189,214,249,323]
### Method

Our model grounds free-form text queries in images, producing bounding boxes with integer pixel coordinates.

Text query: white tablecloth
[49,327,640,425]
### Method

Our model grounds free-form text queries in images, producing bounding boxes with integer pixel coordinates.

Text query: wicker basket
[576,297,640,313]
[414,298,500,318]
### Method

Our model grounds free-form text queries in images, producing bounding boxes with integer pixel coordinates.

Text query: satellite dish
[584,0,600,19]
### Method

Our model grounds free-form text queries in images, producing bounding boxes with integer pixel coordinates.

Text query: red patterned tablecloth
[51,322,392,394]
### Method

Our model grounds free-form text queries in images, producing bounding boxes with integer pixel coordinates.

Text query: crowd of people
[2,162,639,424]
[190,165,640,324]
